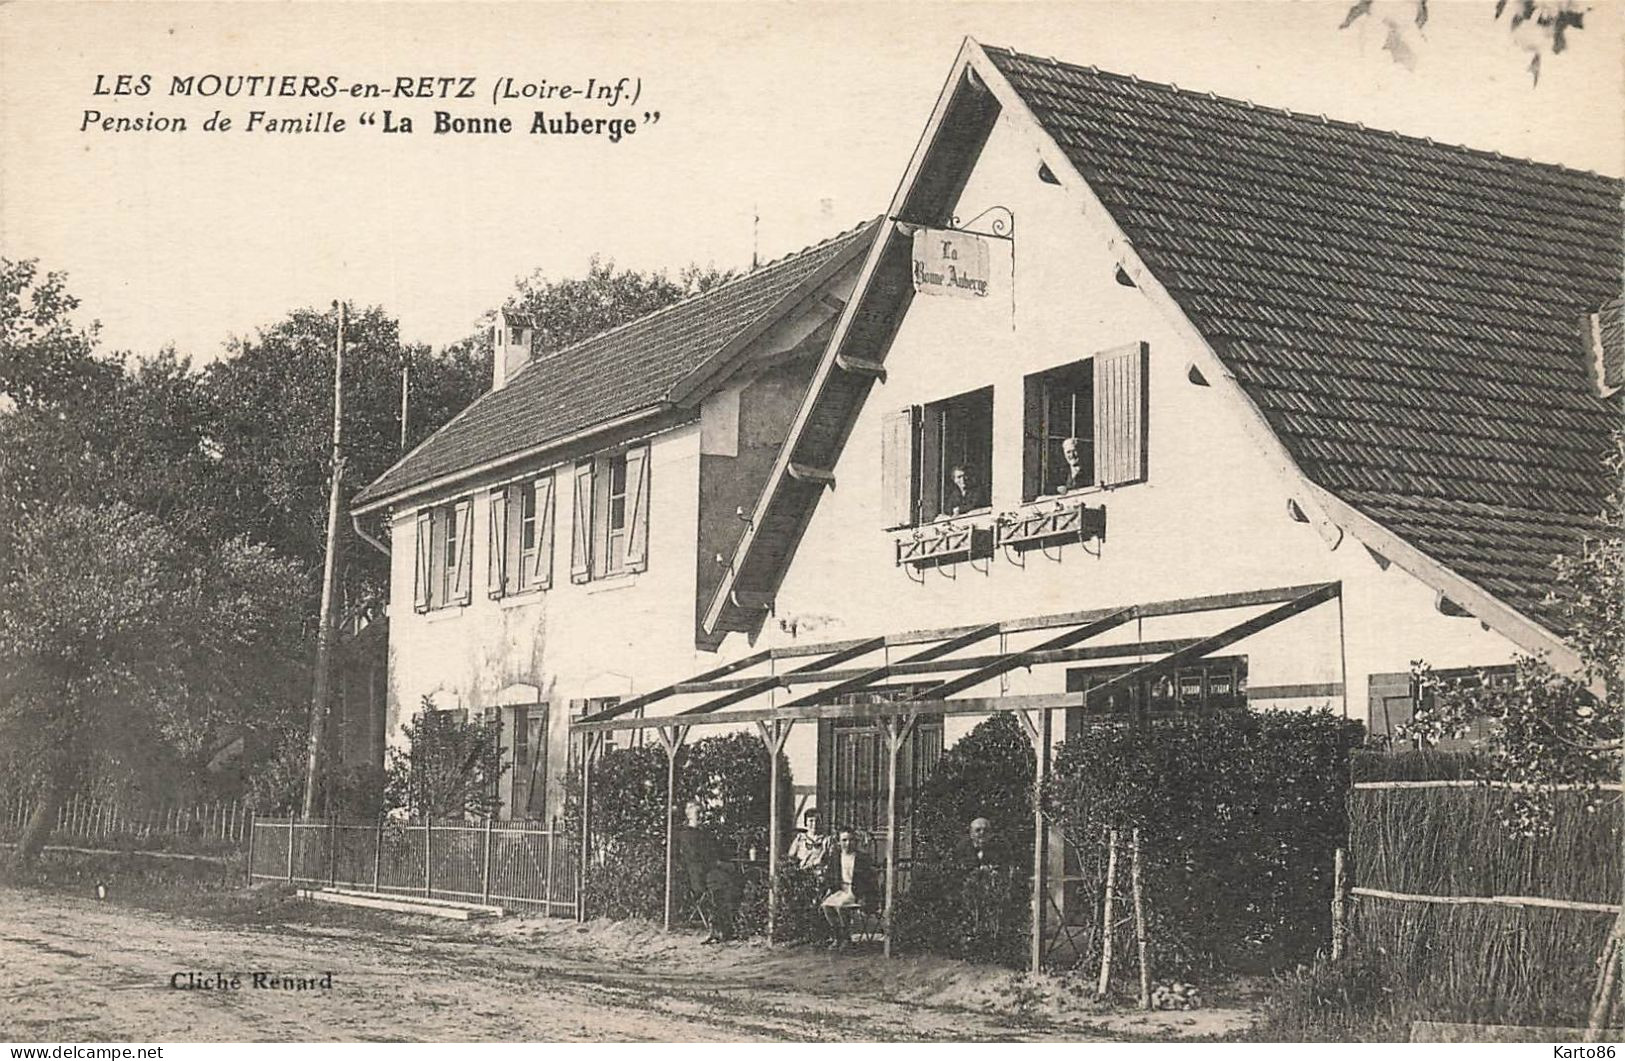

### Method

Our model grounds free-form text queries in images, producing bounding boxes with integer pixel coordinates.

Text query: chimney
[492,308,535,390]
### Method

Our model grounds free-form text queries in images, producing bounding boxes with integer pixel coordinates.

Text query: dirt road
[0,886,1247,1041]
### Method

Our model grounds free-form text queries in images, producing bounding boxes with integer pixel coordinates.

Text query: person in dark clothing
[676,800,742,943]
[942,464,987,515]
[818,828,879,949]
[952,815,1000,872]
[1050,436,1092,494]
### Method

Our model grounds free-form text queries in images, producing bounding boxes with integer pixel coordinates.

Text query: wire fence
[0,794,250,848]
[248,817,578,917]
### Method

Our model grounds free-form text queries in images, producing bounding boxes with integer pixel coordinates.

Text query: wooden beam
[923,610,1134,701]
[783,622,1002,707]
[581,649,773,722]
[679,636,886,715]
[1084,583,1341,710]
[787,463,836,486]
[835,353,888,380]
[659,725,689,932]
[1030,706,1051,974]
[577,691,1085,733]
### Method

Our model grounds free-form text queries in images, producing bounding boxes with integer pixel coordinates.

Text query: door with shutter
[624,445,650,573]
[880,407,920,529]
[1093,341,1149,487]
[570,461,593,583]
[488,490,507,599]
[533,474,556,590]
[414,510,433,611]
[524,708,550,819]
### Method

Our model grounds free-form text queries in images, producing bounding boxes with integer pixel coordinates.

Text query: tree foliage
[1340,0,1589,82]
[384,697,506,820]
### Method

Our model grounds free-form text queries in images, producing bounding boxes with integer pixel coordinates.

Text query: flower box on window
[996,500,1106,552]
[894,521,995,568]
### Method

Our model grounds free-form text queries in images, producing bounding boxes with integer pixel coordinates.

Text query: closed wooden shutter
[453,499,474,604]
[624,444,650,573]
[880,407,920,529]
[533,474,556,590]
[526,707,550,819]
[413,510,433,612]
[1093,341,1149,487]
[487,489,508,599]
[570,461,593,584]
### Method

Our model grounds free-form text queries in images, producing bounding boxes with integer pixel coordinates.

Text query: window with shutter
[1023,359,1095,499]
[880,407,919,530]
[532,474,556,590]
[570,461,593,584]
[487,489,507,599]
[1093,341,1148,487]
[413,510,433,612]
[452,499,474,604]
[601,453,627,577]
[623,444,650,573]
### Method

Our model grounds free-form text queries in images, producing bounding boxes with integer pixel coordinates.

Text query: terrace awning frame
[571,580,1347,971]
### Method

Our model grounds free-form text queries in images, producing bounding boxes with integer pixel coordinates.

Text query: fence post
[328,813,338,888]
[1332,846,1348,960]
[423,816,432,898]
[481,815,494,905]
[286,818,296,882]
[245,811,255,883]
[372,815,384,891]
[1131,827,1151,1011]
[545,829,555,915]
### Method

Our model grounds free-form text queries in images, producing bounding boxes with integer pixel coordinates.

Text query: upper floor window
[880,386,993,528]
[570,442,650,583]
[413,497,473,611]
[488,473,556,599]
[1023,342,1148,501]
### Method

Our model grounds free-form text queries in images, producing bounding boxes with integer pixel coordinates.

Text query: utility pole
[302,300,347,821]
[399,352,410,452]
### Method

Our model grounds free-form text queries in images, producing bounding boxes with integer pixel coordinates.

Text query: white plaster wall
[728,111,1524,787]
[385,421,722,815]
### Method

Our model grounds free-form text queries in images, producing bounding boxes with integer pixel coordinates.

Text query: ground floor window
[1366,667,1507,750]
[1064,656,1247,738]
[816,690,943,861]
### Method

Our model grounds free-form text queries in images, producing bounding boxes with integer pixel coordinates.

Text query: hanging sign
[911,227,991,299]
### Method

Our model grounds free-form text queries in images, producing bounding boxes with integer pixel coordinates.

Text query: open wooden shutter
[591,459,610,578]
[532,474,556,590]
[570,461,594,583]
[880,406,920,529]
[624,445,650,573]
[1094,341,1149,487]
[487,489,507,599]
[1022,374,1044,501]
[504,483,524,595]
[413,510,433,612]
[453,499,474,604]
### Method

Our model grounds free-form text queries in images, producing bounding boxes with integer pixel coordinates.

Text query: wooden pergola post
[656,724,690,932]
[1021,707,1051,974]
[576,730,602,923]
[882,713,917,958]
[755,719,794,941]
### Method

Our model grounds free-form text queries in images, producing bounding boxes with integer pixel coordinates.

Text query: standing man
[819,828,878,949]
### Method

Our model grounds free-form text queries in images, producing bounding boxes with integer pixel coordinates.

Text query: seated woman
[818,828,879,949]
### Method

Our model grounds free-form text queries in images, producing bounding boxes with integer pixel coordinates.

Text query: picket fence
[1,794,250,845]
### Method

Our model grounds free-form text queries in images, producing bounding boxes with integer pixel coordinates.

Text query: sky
[1,0,1620,363]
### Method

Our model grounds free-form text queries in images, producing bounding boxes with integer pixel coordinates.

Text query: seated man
[953,815,1000,872]
[787,807,829,871]
[818,827,879,949]
[676,800,742,943]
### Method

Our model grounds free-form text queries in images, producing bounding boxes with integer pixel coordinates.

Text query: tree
[0,501,309,869]
[1340,0,1590,82]
[384,698,506,820]
[1406,429,1623,1034]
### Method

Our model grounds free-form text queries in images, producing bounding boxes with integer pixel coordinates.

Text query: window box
[894,520,995,568]
[995,499,1106,552]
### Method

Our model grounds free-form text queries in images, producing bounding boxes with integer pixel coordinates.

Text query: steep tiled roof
[984,47,1623,634]
[354,221,876,508]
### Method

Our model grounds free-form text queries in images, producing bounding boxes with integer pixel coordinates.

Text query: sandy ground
[0,885,1260,1042]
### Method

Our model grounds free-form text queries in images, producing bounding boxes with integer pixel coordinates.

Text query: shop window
[1064,655,1247,738]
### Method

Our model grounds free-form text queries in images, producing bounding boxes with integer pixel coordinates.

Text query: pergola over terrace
[572,580,1347,971]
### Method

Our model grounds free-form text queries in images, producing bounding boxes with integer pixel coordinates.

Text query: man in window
[942,464,987,516]
[1050,436,1092,494]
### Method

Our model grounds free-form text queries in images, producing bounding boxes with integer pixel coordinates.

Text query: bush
[1044,709,1362,977]
[894,713,1034,966]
